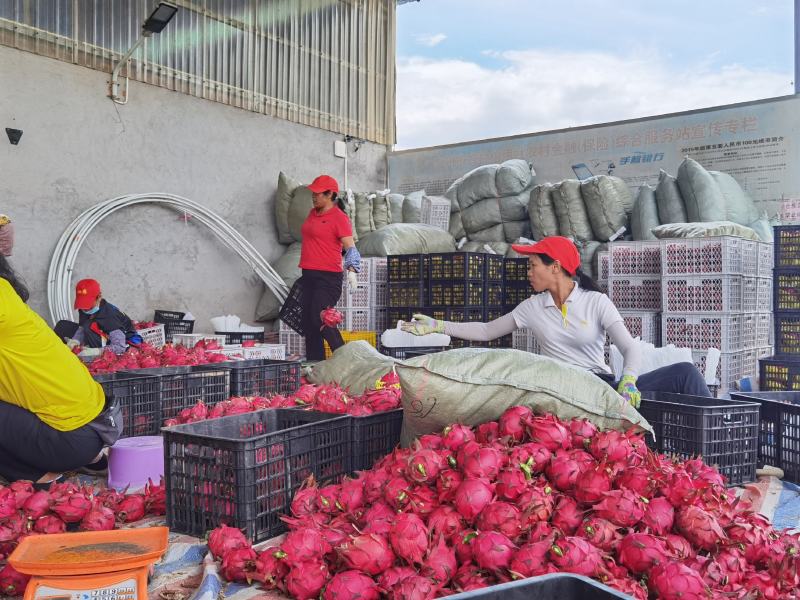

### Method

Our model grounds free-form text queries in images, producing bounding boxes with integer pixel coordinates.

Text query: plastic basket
[429,252,486,280]
[342,309,373,332]
[745,312,772,349]
[381,346,448,359]
[503,283,530,308]
[368,257,388,284]
[638,392,759,486]
[214,331,266,345]
[775,312,800,356]
[387,254,428,282]
[774,225,800,268]
[216,359,301,397]
[503,257,529,283]
[730,391,800,484]
[279,328,305,358]
[692,348,767,392]
[760,356,800,391]
[157,366,231,423]
[372,283,388,307]
[608,276,661,310]
[444,573,632,600]
[220,344,287,361]
[173,333,227,348]
[374,308,388,337]
[661,275,759,313]
[773,269,800,311]
[609,240,662,276]
[278,279,304,336]
[386,307,423,327]
[597,251,610,281]
[162,320,195,338]
[164,409,351,542]
[136,325,166,348]
[618,311,660,345]
[446,306,486,323]
[336,284,371,309]
[154,310,186,322]
[662,313,743,353]
[428,280,486,307]
[388,282,426,307]
[420,196,451,231]
[661,236,757,276]
[758,241,774,277]
[485,254,505,282]
[756,277,772,312]
[324,330,377,358]
[93,371,161,437]
[350,409,404,471]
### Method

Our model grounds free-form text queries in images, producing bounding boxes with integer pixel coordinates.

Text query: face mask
[82,305,100,315]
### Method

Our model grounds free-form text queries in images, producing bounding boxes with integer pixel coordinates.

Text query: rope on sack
[47,193,289,324]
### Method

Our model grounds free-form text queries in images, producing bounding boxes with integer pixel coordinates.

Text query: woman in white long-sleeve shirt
[402,236,711,406]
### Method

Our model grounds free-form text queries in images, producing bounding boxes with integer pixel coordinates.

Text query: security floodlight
[109,2,178,104]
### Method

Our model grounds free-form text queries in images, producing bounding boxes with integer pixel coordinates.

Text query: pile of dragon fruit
[87,341,229,375]
[0,478,166,596]
[206,406,798,599]
[163,380,402,426]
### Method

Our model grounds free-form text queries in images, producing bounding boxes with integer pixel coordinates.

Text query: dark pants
[301,269,345,360]
[54,320,79,342]
[601,362,712,397]
[0,400,104,482]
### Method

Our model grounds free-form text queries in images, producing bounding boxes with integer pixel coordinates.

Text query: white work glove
[78,347,102,359]
[65,338,81,351]
[347,270,358,293]
[401,314,445,336]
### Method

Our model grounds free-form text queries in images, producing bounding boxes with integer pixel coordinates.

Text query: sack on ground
[677,158,726,223]
[577,241,601,281]
[496,159,535,197]
[464,223,506,243]
[528,184,560,240]
[357,223,456,256]
[631,184,660,241]
[552,179,594,242]
[502,219,532,243]
[580,176,630,241]
[307,341,394,395]
[397,348,653,446]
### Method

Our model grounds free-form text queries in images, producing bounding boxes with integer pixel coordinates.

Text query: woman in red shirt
[298,175,361,360]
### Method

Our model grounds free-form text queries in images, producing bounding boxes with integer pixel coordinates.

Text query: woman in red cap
[403,236,710,403]
[289,174,361,360]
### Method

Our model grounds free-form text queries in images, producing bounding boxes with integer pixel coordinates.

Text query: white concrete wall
[0,46,387,329]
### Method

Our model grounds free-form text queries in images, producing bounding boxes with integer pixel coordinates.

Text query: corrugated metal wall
[0,0,396,144]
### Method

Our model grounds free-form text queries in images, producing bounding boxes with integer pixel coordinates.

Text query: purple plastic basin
[108,435,164,491]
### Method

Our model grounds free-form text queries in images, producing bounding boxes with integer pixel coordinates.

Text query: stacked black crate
[386,254,429,329]
[760,226,800,390]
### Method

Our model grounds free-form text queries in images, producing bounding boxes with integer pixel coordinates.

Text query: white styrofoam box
[136,324,166,348]
[221,344,286,360]
[618,311,660,345]
[661,313,743,353]
[421,195,451,231]
[597,251,610,282]
[608,276,662,311]
[381,324,450,348]
[609,241,662,276]
[661,275,762,313]
[172,333,227,348]
[661,236,758,277]
[373,282,388,307]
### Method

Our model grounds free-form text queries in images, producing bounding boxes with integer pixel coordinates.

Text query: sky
[395,0,795,149]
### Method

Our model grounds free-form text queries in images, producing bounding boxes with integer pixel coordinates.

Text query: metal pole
[109,34,148,102]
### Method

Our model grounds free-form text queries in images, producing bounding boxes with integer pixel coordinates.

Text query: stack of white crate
[335,257,388,332]
[659,236,773,393]
[278,319,305,357]
[596,250,610,294]
[421,196,451,232]
[512,328,540,354]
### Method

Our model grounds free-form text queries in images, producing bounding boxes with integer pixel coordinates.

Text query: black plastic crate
[774,312,800,356]
[94,371,161,437]
[428,252,486,280]
[350,409,404,471]
[429,280,486,306]
[215,331,266,345]
[388,282,427,307]
[387,254,429,282]
[760,356,800,391]
[164,408,351,542]
[381,346,448,359]
[503,283,531,307]
[774,225,800,268]
[154,309,187,321]
[485,281,504,306]
[639,392,759,486]
[386,306,425,326]
[158,366,230,422]
[445,573,631,600]
[485,254,505,282]
[773,269,800,311]
[730,391,800,484]
[162,320,195,339]
[503,257,529,283]
[447,306,485,323]
[213,359,302,397]
[485,308,505,321]
[278,278,304,335]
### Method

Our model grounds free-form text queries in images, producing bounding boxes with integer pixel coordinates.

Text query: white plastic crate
[136,324,165,348]
[609,241,662,276]
[172,333,227,348]
[756,277,772,311]
[279,327,305,357]
[373,282,388,307]
[662,313,743,353]
[608,276,662,310]
[369,257,388,284]
[754,313,771,348]
[342,309,373,331]
[691,349,755,392]
[618,311,660,345]
[220,344,286,360]
[336,284,371,309]
[660,236,757,276]
[512,328,540,353]
[757,242,774,277]
[597,251,610,282]
[661,275,759,313]
[421,196,451,231]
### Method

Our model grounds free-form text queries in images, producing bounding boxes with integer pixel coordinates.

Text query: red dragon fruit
[314,385,350,414]
[338,533,395,576]
[495,468,530,501]
[0,489,18,520]
[320,307,343,328]
[407,483,439,516]
[144,478,166,515]
[389,513,429,565]
[454,531,477,564]
[497,405,533,441]
[569,418,597,448]
[592,489,645,527]
[252,547,289,588]
[292,479,320,517]
[576,517,621,552]
[360,502,396,535]
[471,531,516,571]
[550,495,583,535]
[337,477,365,513]
[676,505,727,551]
[383,476,410,509]
[648,561,709,600]
[0,512,26,543]
[221,546,257,583]
[528,414,570,451]
[33,514,66,534]
[22,491,51,520]
[642,496,675,535]
[573,464,612,504]
[377,566,417,592]
[9,481,34,510]
[509,442,551,474]
[285,560,330,600]
[436,469,464,503]
[421,535,457,585]
[461,446,504,480]
[80,503,115,531]
[615,465,655,497]
[617,533,669,574]
[518,484,555,523]
[316,484,340,514]
[441,424,475,451]
[323,570,380,600]
[208,524,250,560]
[282,527,332,561]
[453,478,494,522]
[589,430,633,464]
[663,533,696,561]
[475,421,500,444]
[453,563,491,591]
[389,575,436,600]
[427,506,464,541]
[549,536,606,577]
[406,448,446,483]
[476,501,523,541]
[546,451,581,492]
[509,540,552,578]
[0,563,30,597]
[115,494,146,523]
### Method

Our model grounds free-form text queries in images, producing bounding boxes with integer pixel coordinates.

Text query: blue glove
[344,246,362,273]
[617,375,641,409]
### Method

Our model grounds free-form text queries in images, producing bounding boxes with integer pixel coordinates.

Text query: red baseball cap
[307,175,339,194]
[74,278,101,310]
[511,236,581,276]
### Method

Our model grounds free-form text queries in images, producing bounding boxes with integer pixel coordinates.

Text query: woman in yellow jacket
[0,252,114,485]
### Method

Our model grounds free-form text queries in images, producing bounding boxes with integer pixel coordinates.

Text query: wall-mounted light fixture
[109,2,178,104]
